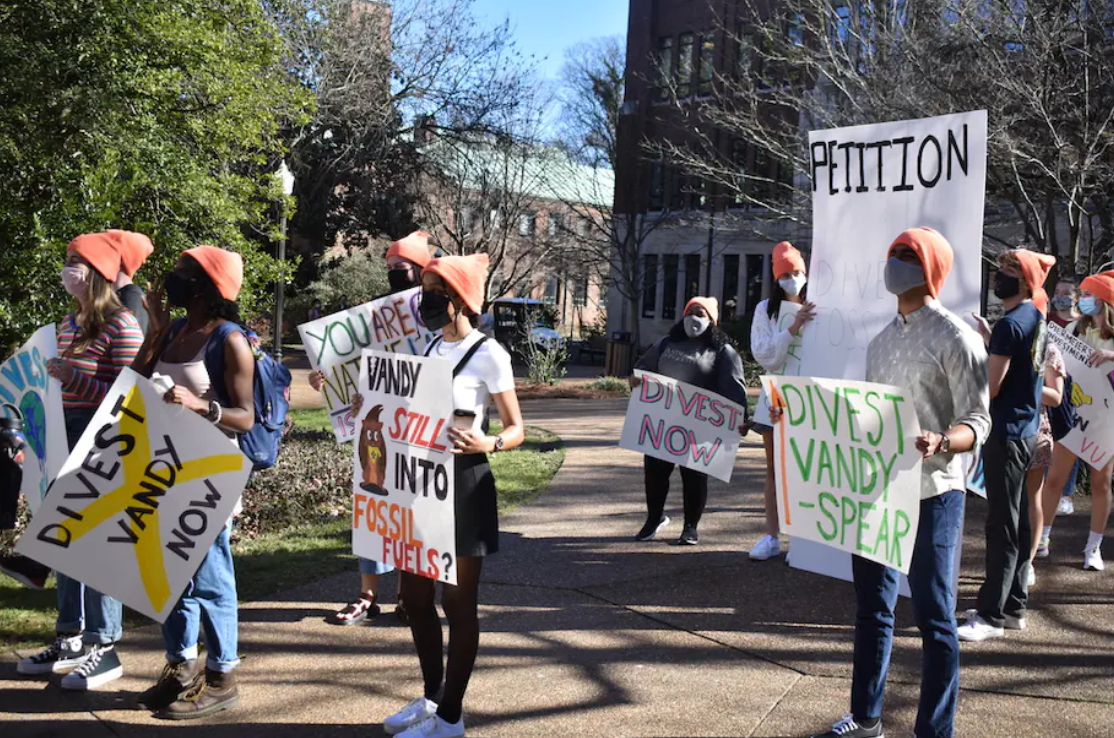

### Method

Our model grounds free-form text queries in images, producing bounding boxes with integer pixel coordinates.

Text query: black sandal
[331,595,380,626]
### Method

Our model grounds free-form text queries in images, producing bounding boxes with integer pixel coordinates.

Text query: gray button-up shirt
[866,300,991,499]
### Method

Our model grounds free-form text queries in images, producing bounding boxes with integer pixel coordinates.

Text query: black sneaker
[811,714,883,738]
[61,643,123,690]
[674,525,699,546]
[17,634,88,675]
[634,515,671,542]
[0,555,50,589]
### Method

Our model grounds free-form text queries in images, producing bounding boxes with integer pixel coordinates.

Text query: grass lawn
[1,411,564,651]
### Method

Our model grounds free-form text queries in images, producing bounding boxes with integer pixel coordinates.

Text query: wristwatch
[939,432,952,454]
[492,435,506,453]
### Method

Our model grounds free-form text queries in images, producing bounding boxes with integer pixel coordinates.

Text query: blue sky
[472,0,629,80]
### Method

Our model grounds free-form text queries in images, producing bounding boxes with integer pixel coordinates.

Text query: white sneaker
[397,715,465,738]
[1025,565,1036,589]
[1084,545,1105,572]
[17,635,88,675]
[749,534,781,561]
[385,697,440,735]
[957,613,1005,642]
[1056,496,1075,516]
[1004,613,1027,630]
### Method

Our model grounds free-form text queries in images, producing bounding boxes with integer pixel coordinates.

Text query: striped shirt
[58,311,144,410]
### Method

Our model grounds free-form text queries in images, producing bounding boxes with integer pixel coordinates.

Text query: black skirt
[454,453,499,557]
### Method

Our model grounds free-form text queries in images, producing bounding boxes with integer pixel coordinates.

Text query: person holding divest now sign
[775,228,990,738]
[627,297,749,547]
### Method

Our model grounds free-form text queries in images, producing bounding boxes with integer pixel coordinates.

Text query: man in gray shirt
[807,227,990,738]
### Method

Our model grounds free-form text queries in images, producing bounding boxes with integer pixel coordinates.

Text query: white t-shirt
[427,330,515,434]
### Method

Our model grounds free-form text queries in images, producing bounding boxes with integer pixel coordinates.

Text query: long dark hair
[766,274,808,320]
[668,318,729,350]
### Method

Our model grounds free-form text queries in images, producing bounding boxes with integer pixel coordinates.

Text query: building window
[788,14,805,46]
[722,254,740,315]
[573,276,589,307]
[656,36,673,99]
[457,207,479,234]
[744,254,765,315]
[678,32,695,97]
[684,254,701,302]
[649,160,665,210]
[489,209,504,230]
[662,254,680,321]
[576,215,590,237]
[548,212,563,238]
[543,276,560,305]
[698,34,715,96]
[730,139,749,208]
[832,5,852,49]
[642,255,658,319]
[519,212,536,237]
[735,24,752,78]
[669,167,687,210]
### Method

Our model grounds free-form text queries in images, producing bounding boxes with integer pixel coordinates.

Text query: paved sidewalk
[3,399,1113,736]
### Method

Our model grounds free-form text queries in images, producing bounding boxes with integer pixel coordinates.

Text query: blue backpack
[167,319,292,470]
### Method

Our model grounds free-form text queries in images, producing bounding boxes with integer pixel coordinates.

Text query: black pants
[976,433,1037,627]
[643,455,708,529]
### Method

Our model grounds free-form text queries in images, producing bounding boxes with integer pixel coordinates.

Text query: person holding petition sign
[786,227,989,738]
[631,296,749,546]
[309,231,433,626]
[959,249,1054,643]
[748,241,816,561]
[1044,278,1082,519]
[1038,270,1114,572]
[352,252,523,738]
[130,245,255,719]
[17,233,144,689]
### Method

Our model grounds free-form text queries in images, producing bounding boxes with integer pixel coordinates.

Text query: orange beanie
[423,253,489,314]
[106,230,154,278]
[185,245,244,301]
[772,241,806,280]
[888,227,954,298]
[684,296,720,325]
[387,231,433,269]
[1081,270,1114,308]
[1010,249,1057,315]
[67,232,123,282]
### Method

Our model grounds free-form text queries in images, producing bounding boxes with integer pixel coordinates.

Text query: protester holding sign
[632,297,748,546]
[17,233,144,689]
[1039,270,1114,572]
[960,249,1054,642]
[309,231,433,626]
[1045,278,1081,518]
[359,252,523,738]
[749,241,815,561]
[131,245,255,719]
[803,228,989,738]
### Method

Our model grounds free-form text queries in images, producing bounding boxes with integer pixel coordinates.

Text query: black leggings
[643,455,709,529]
[400,556,484,724]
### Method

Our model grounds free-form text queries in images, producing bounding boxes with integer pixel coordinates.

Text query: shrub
[587,376,630,395]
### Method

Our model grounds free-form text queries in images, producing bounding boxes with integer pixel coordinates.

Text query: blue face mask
[883,257,926,296]
[1079,296,1102,316]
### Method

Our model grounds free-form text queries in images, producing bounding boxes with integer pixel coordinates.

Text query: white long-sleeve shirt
[750,299,797,372]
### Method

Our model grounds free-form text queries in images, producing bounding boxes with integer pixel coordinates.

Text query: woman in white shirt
[363,253,525,738]
[747,242,815,561]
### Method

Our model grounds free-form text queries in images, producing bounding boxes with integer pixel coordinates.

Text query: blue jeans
[358,556,395,576]
[55,573,124,645]
[851,490,965,738]
[162,527,239,673]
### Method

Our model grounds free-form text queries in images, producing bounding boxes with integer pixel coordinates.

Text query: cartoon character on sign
[1072,381,1093,409]
[358,404,388,494]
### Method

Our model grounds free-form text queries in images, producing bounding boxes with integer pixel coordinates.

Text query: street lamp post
[274,162,295,360]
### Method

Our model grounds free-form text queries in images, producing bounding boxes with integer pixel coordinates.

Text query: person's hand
[309,370,327,392]
[768,406,784,425]
[145,278,171,335]
[1087,348,1114,368]
[45,358,75,385]
[970,313,992,343]
[350,392,365,417]
[163,385,208,414]
[447,427,492,455]
[789,301,817,335]
[629,375,643,389]
[915,430,944,460]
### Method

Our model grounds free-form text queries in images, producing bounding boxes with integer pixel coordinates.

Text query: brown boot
[137,659,204,711]
[157,669,239,720]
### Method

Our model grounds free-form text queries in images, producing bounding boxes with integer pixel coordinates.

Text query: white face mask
[683,315,711,338]
[62,265,90,298]
[778,274,807,296]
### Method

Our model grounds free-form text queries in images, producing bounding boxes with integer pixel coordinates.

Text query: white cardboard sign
[1047,322,1114,470]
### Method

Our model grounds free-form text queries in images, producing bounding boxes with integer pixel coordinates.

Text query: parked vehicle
[488,298,566,357]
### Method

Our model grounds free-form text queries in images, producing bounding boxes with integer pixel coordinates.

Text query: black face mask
[164,272,199,308]
[388,268,419,293]
[993,272,1022,300]
[419,291,452,330]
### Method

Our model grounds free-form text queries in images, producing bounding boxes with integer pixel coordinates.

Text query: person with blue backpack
[131,244,286,719]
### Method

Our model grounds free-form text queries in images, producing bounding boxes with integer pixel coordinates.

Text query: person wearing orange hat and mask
[351,252,524,738]
[130,245,256,719]
[1038,269,1114,572]
[630,295,749,547]
[16,234,143,690]
[748,241,816,561]
[106,229,155,333]
[308,231,435,627]
[791,228,989,738]
[959,248,1054,643]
